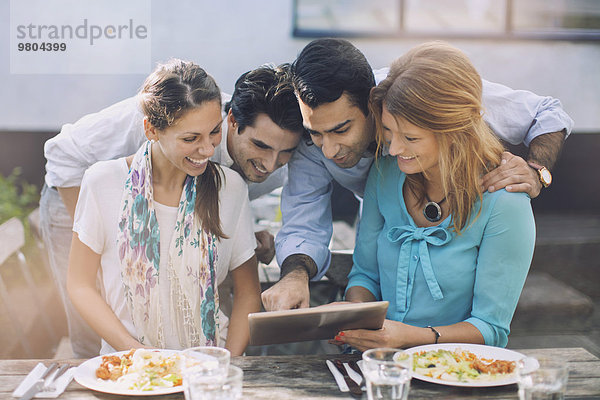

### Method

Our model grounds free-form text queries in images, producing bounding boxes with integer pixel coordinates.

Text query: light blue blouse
[346,156,536,347]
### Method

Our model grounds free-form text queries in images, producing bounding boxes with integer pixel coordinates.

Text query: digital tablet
[248,301,389,346]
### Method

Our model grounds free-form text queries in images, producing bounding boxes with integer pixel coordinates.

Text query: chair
[0,217,58,357]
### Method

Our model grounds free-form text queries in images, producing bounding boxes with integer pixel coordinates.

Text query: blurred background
[1,0,599,209]
[0,0,598,358]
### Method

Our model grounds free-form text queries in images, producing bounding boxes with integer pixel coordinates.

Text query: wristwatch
[528,162,552,188]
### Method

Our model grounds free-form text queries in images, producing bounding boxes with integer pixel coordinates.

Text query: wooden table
[1,348,599,399]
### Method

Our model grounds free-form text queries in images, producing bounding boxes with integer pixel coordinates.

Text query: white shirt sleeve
[44,96,146,188]
[219,168,257,272]
[72,164,107,254]
[481,79,574,146]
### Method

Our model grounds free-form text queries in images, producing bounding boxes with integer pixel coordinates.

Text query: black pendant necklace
[423,195,446,222]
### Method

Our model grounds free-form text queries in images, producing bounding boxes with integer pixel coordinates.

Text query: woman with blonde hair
[335,42,535,350]
[67,59,261,356]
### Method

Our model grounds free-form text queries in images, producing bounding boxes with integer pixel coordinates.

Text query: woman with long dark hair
[67,59,261,356]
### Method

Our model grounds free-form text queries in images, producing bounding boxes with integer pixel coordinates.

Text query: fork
[44,364,71,390]
[19,363,71,400]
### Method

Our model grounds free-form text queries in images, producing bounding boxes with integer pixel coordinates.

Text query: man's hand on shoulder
[261,268,310,311]
[254,230,275,265]
[480,151,542,198]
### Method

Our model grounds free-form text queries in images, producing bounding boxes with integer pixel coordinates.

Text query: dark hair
[226,64,303,136]
[139,59,226,239]
[291,38,375,116]
[140,59,222,129]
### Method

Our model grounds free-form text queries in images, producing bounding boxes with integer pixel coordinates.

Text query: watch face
[540,168,552,185]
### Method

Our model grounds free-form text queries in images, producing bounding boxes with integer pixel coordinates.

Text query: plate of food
[406,343,537,387]
[73,348,186,396]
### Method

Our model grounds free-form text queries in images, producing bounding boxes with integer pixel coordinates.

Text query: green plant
[0,167,40,225]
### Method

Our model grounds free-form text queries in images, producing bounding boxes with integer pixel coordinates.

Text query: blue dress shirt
[346,156,536,347]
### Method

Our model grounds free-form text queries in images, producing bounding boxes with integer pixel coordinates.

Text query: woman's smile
[186,156,209,169]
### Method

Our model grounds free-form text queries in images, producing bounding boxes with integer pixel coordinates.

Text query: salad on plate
[413,348,516,383]
[95,349,184,391]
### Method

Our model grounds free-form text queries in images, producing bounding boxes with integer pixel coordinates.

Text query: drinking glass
[183,347,231,400]
[185,365,243,400]
[517,357,568,400]
[362,348,411,400]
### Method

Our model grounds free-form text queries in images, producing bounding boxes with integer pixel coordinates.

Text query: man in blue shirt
[261,38,573,311]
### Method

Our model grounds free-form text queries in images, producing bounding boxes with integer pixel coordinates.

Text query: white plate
[73,349,184,396]
[405,343,535,387]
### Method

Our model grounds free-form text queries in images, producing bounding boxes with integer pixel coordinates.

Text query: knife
[348,360,364,384]
[333,359,363,396]
[19,363,67,400]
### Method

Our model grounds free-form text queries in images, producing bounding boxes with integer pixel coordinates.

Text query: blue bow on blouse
[387,225,453,311]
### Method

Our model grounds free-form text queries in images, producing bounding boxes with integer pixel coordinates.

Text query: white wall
[1,0,599,132]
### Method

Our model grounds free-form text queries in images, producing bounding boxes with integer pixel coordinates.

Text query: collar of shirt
[213,118,234,168]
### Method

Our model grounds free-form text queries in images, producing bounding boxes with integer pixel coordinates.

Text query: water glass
[362,348,411,400]
[517,357,568,400]
[185,365,243,400]
[183,347,231,400]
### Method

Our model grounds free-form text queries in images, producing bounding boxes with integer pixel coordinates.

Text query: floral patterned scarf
[116,141,219,348]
